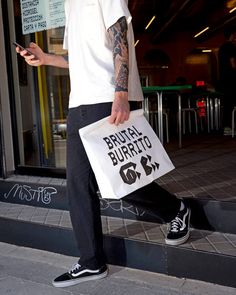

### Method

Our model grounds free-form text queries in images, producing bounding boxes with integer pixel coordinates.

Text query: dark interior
[128,0,236,86]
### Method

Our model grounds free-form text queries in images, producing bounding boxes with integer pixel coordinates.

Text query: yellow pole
[57,76,66,138]
[35,32,53,160]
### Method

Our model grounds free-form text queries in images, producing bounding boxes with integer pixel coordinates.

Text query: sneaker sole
[52,269,108,288]
[165,208,191,246]
[165,230,190,246]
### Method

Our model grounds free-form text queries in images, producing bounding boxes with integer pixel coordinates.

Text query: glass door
[9,0,69,170]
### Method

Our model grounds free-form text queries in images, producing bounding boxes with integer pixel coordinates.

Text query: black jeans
[66,102,181,269]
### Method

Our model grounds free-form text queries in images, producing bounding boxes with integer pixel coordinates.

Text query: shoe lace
[69,263,81,274]
[169,215,184,233]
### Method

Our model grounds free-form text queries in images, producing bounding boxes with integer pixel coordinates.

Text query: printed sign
[103,125,160,185]
[20,0,65,34]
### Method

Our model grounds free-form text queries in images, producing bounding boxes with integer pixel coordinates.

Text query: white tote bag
[79,109,174,199]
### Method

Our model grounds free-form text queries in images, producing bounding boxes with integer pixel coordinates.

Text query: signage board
[20,0,65,34]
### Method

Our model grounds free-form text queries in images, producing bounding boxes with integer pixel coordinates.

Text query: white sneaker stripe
[71,268,100,278]
[180,209,189,230]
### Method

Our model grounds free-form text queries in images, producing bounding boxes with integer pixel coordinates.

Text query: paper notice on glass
[20,0,65,35]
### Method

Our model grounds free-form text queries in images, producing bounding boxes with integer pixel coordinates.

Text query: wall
[135,30,226,86]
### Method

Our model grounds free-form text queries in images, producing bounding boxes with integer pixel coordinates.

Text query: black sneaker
[52,263,108,288]
[165,205,191,246]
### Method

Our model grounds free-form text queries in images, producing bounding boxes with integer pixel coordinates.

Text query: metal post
[0,99,7,178]
[178,94,182,148]
[210,98,214,130]
[206,97,210,133]
[157,92,163,144]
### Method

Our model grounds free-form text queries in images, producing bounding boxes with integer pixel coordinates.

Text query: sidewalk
[0,242,235,295]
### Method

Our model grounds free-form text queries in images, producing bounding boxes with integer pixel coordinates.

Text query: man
[17,0,190,288]
[218,27,236,135]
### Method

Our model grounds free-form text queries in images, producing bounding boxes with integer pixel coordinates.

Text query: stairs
[0,175,236,288]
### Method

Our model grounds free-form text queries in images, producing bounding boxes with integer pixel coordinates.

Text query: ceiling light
[202,49,212,53]
[229,7,236,13]
[134,40,140,47]
[194,27,210,38]
[145,16,156,30]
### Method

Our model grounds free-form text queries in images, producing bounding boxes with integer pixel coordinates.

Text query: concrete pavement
[0,242,235,295]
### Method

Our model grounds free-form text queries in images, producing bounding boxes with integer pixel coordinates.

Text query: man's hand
[109,92,130,125]
[16,42,69,68]
[16,42,46,67]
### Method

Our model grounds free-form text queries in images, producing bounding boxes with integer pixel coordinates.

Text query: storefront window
[12,0,69,169]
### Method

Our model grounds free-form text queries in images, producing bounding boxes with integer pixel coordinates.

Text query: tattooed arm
[108,17,130,125]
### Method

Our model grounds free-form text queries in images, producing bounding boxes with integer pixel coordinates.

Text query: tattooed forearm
[108,17,129,92]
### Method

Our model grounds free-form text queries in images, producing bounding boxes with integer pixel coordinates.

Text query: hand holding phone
[13,41,34,56]
[13,41,46,67]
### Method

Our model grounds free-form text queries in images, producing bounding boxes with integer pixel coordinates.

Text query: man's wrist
[114,90,129,100]
[115,87,128,92]
[43,53,69,68]
[44,53,53,66]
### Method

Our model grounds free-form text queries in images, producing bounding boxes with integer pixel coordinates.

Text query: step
[0,201,235,288]
[0,176,236,234]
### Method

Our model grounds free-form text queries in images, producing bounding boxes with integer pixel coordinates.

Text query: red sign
[196,81,205,87]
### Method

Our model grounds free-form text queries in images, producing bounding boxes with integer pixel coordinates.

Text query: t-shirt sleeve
[99,0,132,30]
[63,1,69,50]
[63,27,68,50]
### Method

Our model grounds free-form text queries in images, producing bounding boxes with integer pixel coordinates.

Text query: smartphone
[12,41,33,56]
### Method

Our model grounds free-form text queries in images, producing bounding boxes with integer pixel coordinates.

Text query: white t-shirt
[63,0,144,108]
